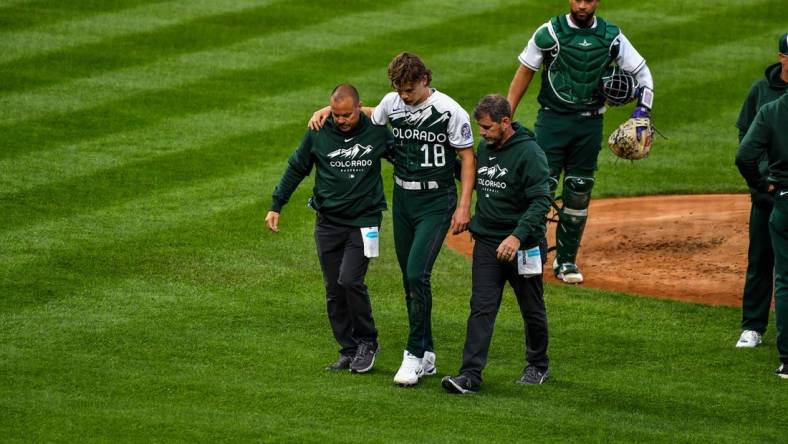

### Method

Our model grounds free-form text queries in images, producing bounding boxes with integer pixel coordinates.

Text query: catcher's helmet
[599,65,638,106]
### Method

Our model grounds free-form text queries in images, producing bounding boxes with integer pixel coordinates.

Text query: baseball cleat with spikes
[553,259,583,284]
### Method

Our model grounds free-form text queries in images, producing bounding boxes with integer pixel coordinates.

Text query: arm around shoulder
[308,106,331,131]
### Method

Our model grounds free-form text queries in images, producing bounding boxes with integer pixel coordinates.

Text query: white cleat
[735,330,762,348]
[393,350,424,386]
[422,351,437,376]
[553,259,584,284]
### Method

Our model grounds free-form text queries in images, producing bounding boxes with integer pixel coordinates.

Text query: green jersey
[270,113,394,227]
[518,15,650,113]
[534,15,619,112]
[470,123,552,248]
[372,89,474,185]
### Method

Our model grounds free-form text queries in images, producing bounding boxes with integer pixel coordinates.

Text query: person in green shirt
[736,90,788,379]
[309,53,476,387]
[507,0,655,284]
[442,94,552,394]
[734,33,788,349]
[266,84,393,374]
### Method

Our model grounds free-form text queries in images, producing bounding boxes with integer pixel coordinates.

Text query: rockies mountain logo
[328,144,374,160]
[478,164,508,179]
[390,106,451,128]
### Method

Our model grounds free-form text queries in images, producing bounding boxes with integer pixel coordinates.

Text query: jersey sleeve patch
[461,123,472,143]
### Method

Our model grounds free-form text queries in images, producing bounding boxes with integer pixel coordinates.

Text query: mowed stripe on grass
[0,0,280,64]
[0,0,507,125]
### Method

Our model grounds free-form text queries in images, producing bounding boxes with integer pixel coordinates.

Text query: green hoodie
[736,63,788,140]
[470,123,552,248]
[735,63,787,196]
[736,93,788,190]
[270,113,394,227]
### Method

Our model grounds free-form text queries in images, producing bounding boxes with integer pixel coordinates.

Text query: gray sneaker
[326,354,353,371]
[516,365,550,385]
[350,342,379,373]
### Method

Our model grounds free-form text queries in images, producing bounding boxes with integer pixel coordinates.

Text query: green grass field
[1,0,786,442]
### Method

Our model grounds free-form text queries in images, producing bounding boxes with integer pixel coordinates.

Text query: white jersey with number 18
[372,89,473,182]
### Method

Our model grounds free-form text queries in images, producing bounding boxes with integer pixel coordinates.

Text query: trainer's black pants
[459,239,549,385]
[770,192,788,365]
[314,214,378,357]
[741,198,774,334]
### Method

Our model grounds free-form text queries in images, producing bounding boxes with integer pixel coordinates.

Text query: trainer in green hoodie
[443,95,552,394]
[266,84,393,374]
[736,90,788,379]
[733,33,788,351]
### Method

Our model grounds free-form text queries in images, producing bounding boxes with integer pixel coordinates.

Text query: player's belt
[543,106,606,116]
[394,175,439,191]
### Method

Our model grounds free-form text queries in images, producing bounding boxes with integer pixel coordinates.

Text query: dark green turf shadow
[0,0,167,32]
[0,0,386,94]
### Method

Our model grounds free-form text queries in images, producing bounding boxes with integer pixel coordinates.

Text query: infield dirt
[446,194,754,307]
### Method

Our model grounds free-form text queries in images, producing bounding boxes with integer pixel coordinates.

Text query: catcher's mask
[599,66,638,106]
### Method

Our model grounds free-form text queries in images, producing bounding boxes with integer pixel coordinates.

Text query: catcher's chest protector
[541,15,620,109]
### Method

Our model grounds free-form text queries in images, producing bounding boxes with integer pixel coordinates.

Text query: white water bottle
[360,227,379,258]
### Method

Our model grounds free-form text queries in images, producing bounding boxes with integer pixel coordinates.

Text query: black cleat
[516,365,550,385]
[350,342,379,373]
[441,374,479,394]
[326,354,353,371]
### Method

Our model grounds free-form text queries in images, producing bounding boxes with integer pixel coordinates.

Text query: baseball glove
[608,117,653,160]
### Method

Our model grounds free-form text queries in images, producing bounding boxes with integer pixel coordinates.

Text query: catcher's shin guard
[556,175,594,264]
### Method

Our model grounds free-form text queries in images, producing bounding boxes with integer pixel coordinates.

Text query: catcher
[507,0,655,284]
